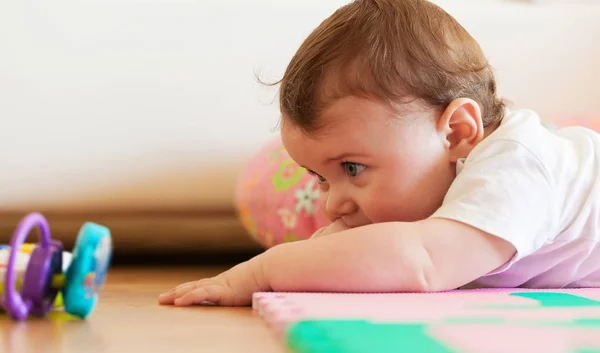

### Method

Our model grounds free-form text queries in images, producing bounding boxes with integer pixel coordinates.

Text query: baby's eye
[308,170,327,183]
[343,162,366,177]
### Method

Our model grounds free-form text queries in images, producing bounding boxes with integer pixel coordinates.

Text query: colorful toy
[0,243,73,308]
[0,212,112,320]
[234,137,330,249]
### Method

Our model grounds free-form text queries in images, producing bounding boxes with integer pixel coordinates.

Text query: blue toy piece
[63,222,112,319]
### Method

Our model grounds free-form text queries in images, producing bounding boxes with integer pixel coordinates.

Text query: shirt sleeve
[429,139,556,275]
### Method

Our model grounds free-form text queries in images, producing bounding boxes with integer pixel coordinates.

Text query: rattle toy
[0,212,112,320]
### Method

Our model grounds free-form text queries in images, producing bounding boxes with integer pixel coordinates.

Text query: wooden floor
[0,266,285,353]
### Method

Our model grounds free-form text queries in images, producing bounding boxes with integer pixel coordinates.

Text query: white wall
[434,0,600,119]
[1,0,599,212]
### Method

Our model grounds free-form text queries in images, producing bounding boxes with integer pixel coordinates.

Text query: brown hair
[277,0,505,133]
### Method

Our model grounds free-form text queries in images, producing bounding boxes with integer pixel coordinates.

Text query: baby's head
[279,0,505,227]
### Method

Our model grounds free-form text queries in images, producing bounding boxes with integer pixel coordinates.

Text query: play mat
[253,288,600,353]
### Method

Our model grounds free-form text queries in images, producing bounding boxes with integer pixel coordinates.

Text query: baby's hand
[311,218,350,239]
[158,258,267,306]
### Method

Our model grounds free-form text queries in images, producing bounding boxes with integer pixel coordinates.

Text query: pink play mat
[254,288,600,352]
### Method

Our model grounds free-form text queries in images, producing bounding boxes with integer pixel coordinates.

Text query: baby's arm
[158,218,514,306]
[265,218,514,293]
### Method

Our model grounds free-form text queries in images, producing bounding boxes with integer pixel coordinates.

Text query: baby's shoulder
[461,109,600,205]
[462,109,550,169]
[467,109,599,171]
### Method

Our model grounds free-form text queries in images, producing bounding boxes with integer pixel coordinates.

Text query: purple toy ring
[2,212,62,320]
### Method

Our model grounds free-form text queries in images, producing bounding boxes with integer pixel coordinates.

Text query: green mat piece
[572,349,600,353]
[286,320,455,353]
[511,292,600,308]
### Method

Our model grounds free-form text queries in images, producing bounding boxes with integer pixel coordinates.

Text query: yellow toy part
[0,280,64,308]
[0,244,71,310]
[19,243,37,254]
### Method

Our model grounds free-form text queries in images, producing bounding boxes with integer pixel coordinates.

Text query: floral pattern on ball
[234,137,330,249]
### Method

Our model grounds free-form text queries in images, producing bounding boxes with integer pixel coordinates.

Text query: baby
[159,0,600,306]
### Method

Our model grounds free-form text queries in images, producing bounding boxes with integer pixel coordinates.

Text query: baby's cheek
[360,191,393,223]
[362,184,411,223]
[318,190,329,217]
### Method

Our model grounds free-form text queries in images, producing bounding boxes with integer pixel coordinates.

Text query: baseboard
[0,211,264,255]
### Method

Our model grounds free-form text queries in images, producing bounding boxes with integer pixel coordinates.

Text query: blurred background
[1,0,599,265]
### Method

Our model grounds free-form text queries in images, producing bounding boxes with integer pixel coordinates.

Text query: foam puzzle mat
[253,289,600,353]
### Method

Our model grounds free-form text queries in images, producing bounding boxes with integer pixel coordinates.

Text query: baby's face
[281,97,457,228]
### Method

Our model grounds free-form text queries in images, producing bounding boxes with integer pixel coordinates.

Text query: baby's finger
[158,279,209,304]
[174,284,228,306]
[173,280,201,294]
[310,227,327,239]
[174,282,199,297]
[160,281,193,296]
[158,287,181,304]
[158,292,175,304]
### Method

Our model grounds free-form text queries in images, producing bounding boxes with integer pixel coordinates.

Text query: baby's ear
[437,98,484,162]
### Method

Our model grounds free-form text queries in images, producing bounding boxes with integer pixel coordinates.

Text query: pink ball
[234,137,330,249]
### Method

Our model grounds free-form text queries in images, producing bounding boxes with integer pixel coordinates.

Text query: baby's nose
[324,189,357,221]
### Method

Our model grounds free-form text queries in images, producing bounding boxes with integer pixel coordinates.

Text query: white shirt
[430,109,600,288]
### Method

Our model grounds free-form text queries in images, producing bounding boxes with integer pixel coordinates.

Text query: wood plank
[0,266,285,353]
